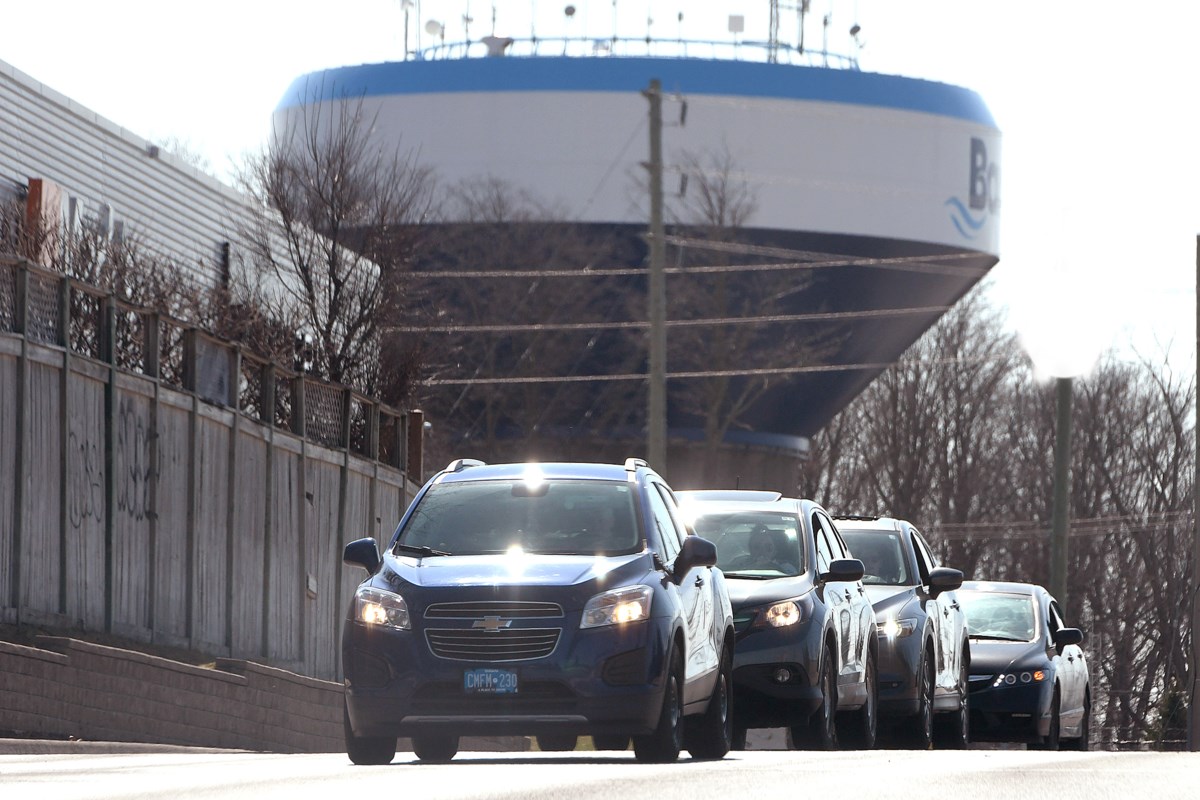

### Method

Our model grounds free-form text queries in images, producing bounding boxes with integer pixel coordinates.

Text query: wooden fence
[0,256,423,681]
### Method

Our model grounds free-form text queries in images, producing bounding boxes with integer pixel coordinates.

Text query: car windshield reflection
[394,480,641,556]
[690,511,804,578]
[839,530,911,585]
[959,591,1038,642]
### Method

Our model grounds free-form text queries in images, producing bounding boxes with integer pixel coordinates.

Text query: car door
[911,529,962,696]
[826,515,874,680]
[1048,600,1085,724]
[813,512,865,686]
[646,481,715,696]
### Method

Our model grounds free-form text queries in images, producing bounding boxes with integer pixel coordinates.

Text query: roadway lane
[1,748,1197,799]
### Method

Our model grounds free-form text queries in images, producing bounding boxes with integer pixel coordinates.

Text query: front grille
[425,601,564,619]
[426,628,561,661]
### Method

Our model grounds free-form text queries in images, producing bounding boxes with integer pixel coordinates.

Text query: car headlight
[879,617,918,639]
[355,586,411,630]
[755,600,803,628]
[992,670,1046,687]
[581,585,653,629]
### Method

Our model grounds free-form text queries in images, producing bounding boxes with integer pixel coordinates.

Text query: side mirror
[822,558,865,583]
[928,566,964,597]
[675,535,717,579]
[1053,627,1084,648]
[343,537,381,573]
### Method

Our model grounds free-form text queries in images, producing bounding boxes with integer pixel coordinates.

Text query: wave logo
[946,137,999,241]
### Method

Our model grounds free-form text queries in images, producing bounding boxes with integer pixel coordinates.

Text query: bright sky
[4,1,1198,379]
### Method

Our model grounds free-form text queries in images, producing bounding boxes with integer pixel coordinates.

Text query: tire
[685,645,734,760]
[1044,687,1061,750]
[633,651,685,763]
[905,646,934,750]
[731,726,748,751]
[793,642,838,750]
[837,646,877,749]
[591,734,630,751]
[934,654,970,749]
[412,734,459,762]
[535,734,579,752]
[343,704,397,766]
[1069,691,1091,751]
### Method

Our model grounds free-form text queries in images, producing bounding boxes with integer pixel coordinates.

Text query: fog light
[772,667,793,684]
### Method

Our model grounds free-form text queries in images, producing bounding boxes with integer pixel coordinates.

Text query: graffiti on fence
[67,429,103,529]
[116,396,156,522]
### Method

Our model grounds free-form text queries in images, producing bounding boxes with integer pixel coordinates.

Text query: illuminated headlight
[757,600,803,628]
[879,617,917,639]
[992,670,1045,688]
[581,585,653,629]
[355,586,411,630]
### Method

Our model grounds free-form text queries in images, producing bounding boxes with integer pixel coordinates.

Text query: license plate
[464,668,518,694]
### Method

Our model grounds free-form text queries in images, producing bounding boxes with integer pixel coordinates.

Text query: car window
[958,591,1038,642]
[840,530,911,586]
[1048,601,1066,636]
[645,482,682,564]
[397,479,640,555]
[691,510,804,577]
[812,513,834,574]
[909,530,935,584]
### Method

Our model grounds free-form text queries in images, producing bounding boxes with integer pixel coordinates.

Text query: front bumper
[728,617,823,728]
[876,630,923,717]
[966,675,1053,742]
[343,615,672,738]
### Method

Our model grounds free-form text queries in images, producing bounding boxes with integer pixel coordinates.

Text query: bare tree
[237,89,435,396]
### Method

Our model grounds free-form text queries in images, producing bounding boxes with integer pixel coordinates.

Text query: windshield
[958,591,1038,642]
[690,511,804,578]
[839,530,912,586]
[395,479,640,556]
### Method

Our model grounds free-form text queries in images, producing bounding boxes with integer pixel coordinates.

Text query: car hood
[726,574,814,609]
[968,640,1047,673]
[381,550,651,590]
[864,585,913,612]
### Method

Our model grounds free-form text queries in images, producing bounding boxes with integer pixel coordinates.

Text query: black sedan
[957,580,1090,749]
[678,493,878,750]
[340,458,735,764]
[836,516,970,749]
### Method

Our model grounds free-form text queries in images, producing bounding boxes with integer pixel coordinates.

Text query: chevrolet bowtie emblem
[472,616,512,632]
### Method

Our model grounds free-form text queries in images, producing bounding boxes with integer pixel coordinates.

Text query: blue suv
[341,458,735,764]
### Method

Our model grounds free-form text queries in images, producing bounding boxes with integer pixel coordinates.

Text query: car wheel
[1070,691,1091,751]
[591,734,630,751]
[794,642,838,750]
[934,654,970,749]
[837,646,877,749]
[1044,687,1062,751]
[535,734,579,752]
[906,645,934,750]
[685,644,733,759]
[343,705,397,766]
[633,651,684,763]
[731,726,748,751]
[412,734,459,762]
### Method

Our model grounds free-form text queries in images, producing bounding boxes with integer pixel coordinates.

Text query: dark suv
[341,458,735,764]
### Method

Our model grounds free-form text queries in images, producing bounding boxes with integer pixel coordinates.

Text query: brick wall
[0,636,528,754]
[0,637,342,752]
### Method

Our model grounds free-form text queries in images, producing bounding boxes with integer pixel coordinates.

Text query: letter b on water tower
[969,137,999,213]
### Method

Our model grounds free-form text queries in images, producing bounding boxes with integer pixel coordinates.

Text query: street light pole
[1190,234,1200,752]
[644,78,667,473]
[1050,375,1073,607]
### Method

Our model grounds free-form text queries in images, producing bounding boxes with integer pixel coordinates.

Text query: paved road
[1,747,1196,800]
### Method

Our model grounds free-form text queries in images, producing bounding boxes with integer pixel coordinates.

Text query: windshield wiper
[969,633,1027,642]
[721,572,776,580]
[394,543,452,558]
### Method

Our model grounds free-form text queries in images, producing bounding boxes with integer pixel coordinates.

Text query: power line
[402,249,989,280]
[386,304,950,334]
[419,355,990,387]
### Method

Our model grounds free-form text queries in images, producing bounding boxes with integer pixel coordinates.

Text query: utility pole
[1050,375,1072,607]
[644,79,667,473]
[1191,233,1200,752]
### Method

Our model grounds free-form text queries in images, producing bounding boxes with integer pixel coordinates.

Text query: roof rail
[832,514,882,521]
[444,458,486,473]
[624,457,649,473]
